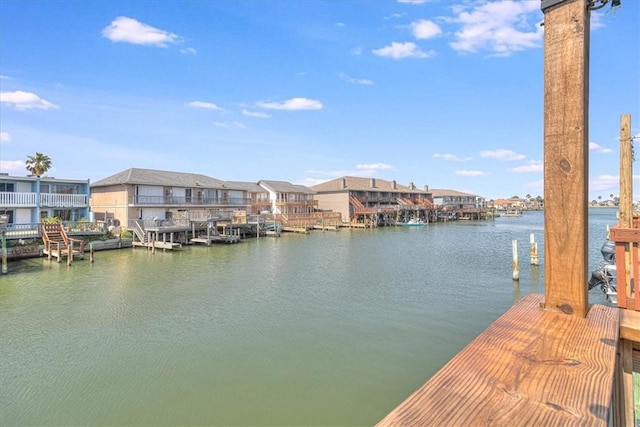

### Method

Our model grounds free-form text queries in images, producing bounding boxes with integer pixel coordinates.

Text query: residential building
[311,176,432,225]
[0,173,90,224]
[257,180,318,215]
[224,181,271,214]
[90,168,251,227]
[430,189,486,211]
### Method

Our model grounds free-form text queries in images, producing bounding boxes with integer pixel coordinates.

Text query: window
[53,210,71,221]
[0,210,14,223]
[0,183,14,192]
[54,185,76,194]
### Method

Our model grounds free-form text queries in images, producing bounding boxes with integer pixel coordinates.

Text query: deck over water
[377,294,620,426]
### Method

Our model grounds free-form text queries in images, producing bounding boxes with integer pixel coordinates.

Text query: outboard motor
[600,240,615,264]
[589,268,609,290]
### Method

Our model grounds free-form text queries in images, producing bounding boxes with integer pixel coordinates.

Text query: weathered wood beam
[542,0,591,317]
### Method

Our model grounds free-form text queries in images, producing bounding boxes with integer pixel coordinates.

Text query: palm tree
[25,152,52,222]
[25,152,52,177]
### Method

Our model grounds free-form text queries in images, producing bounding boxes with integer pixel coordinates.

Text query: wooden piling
[512,239,519,281]
[1,232,6,274]
[543,0,590,317]
[90,242,94,262]
[530,233,539,266]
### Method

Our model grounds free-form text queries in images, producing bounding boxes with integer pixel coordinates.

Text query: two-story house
[311,176,432,226]
[0,173,90,226]
[90,168,251,228]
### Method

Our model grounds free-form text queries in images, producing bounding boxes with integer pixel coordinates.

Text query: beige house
[311,176,432,226]
[90,168,251,228]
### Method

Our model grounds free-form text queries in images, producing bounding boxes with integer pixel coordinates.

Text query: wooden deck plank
[376,294,619,426]
[620,310,640,342]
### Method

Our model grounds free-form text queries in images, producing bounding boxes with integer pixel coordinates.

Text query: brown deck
[376,294,619,426]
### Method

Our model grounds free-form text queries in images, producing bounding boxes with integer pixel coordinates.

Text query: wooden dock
[376,294,620,426]
[191,234,241,245]
[132,240,182,250]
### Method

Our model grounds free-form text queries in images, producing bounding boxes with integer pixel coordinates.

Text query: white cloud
[398,0,430,4]
[456,169,489,177]
[257,97,323,111]
[448,1,543,56]
[0,160,24,174]
[509,160,543,173]
[372,42,435,59]
[590,175,640,193]
[188,101,224,111]
[242,109,270,118]
[0,75,9,80]
[480,149,526,161]
[180,47,197,55]
[411,20,442,40]
[337,72,373,85]
[351,47,363,55]
[102,16,181,47]
[524,179,543,191]
[213,121,247,129]
[432,153,472,161]
[303,177,331,186]
[0,91,59,110]
[589,142,613,153]
[356,163,392,171]
[0,132,10,143]
[335,22,345,27]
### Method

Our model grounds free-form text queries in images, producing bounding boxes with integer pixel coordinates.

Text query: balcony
[0,192,88,208]
[275,199,318,207]
[129,195,251,206]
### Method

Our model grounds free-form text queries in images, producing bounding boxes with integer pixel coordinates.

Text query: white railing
[0,192,88,208]
[41,193,88,207]
[0,192,37,207]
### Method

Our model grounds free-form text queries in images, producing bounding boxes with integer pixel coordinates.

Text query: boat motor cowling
[600,240,616,264]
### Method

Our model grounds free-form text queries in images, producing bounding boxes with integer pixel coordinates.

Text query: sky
[0,0,638,201]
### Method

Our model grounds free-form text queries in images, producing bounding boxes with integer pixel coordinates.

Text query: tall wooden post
[542,0,590,317]
[618,114,632,228]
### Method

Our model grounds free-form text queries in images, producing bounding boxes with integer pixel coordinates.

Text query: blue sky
[1,0,638,201]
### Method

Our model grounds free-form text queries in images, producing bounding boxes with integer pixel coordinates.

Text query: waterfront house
[257,180,317,216]
[311,176,432,226]
[224,181,272,214]
[0,173,90,225]
[90,168,251,228]
[491,196,526,211]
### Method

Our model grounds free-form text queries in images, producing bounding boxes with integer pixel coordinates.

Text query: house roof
[91,168,225,188]
[0,174,89,184]
[224,181,266,192]
[258,180,315,194]
[430,189,480,198]
[311,176,429,194]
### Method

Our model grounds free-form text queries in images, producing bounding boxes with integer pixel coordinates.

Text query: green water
[0,209,619,426]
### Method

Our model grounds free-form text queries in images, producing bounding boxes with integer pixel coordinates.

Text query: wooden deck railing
[610,217,640,311]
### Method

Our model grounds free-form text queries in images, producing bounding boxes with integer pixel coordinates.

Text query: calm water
[0,209,618,426]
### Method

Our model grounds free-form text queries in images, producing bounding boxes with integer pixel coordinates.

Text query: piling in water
[512,239,520,281]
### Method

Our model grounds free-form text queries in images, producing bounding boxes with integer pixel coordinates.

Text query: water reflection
[0,209,619,425]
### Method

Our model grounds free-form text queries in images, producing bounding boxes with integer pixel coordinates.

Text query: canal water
[0,209,618,426]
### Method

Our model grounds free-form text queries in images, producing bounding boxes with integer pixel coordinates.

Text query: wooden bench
[41,222,85,263]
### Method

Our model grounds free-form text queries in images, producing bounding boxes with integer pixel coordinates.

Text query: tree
[25,152,52,177]
[25,152,52,222]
